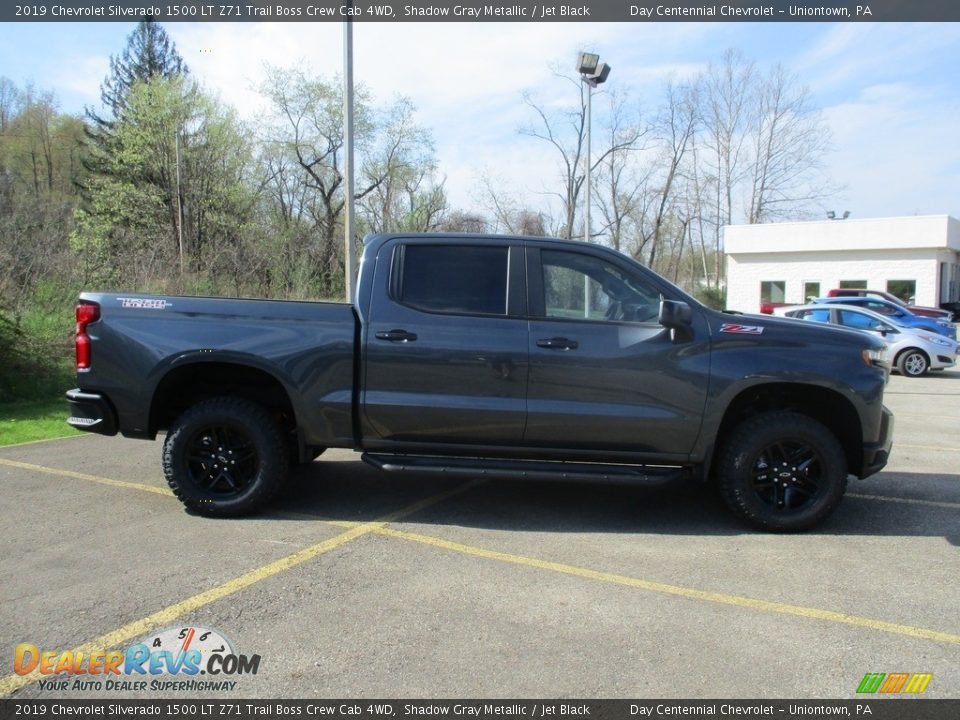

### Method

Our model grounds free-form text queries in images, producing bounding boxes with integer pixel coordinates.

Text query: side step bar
[361,453,685,486]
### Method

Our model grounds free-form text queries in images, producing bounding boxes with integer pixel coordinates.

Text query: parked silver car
[774,304,958,377]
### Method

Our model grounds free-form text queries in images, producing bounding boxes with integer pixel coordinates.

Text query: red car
[826,289,954,321]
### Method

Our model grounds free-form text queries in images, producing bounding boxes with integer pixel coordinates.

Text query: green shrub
[694,286,727,310]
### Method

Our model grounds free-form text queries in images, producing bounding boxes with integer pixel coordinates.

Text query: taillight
[76,302,100,370]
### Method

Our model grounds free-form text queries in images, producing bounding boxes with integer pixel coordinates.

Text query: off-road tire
[163,397,288,517]
[716,411,847,532]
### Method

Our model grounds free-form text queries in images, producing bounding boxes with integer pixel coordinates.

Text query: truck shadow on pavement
[267,461,960,545]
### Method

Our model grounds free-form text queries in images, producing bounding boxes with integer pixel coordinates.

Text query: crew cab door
[523,244,710,457]
[361,239,529,445]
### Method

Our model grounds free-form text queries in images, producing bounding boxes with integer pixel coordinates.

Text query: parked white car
[774,304,958,377]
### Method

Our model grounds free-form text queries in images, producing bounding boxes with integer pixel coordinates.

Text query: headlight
[862,347,886,367]
[918,334,952,347]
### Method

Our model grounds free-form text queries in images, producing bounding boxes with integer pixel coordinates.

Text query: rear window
[399,245,508,316]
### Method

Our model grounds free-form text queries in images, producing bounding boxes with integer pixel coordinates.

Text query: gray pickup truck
[66,233,893,531]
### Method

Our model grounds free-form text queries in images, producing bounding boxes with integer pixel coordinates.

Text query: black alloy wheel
[163,397,289,517]
[186,423,259,495]
[717,411,847,532]
[749,439,823,513]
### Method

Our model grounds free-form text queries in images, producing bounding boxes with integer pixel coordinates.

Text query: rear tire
[716,412,847,532]
[162,397,288,517]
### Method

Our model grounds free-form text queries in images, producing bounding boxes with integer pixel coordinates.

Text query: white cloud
[59,55,110,104]
[15,21,956,220]
[795,23,960,95]
[821,82,960,217]
[165,21,960,219]
[166,21,690,212]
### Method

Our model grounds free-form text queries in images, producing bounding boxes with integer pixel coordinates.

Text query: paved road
[1,370,958,699]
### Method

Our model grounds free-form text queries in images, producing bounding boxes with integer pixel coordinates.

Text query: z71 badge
[720,323,764,335]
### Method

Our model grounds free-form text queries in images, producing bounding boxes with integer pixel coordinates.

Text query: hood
[710,310,887,350]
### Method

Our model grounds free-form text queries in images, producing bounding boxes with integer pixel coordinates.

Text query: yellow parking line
[848,493,960,510]
[374,526,960,647]
[0,480,479,698]
[0,458,173,497]
[897,443,960,453]
[5,456,960,668]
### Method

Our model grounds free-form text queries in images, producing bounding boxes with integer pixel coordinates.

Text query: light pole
[577,52,610,244]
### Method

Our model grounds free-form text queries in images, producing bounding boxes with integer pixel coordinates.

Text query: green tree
[72,77,254,289]
[358,97,448,234]
[0,80,85,308]
[99,19,188,119]
[259,67,445,294]
[83,20,188,199]
[0,79,86,401]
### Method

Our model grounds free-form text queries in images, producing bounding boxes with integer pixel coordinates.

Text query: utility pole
[343,11,357,302]
[175,128,184,278]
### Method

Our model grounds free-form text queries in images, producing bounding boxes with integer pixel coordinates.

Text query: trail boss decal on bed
[720,323,764,335]
[117,297,173,310]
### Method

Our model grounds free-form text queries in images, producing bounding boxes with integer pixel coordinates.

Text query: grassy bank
[0,397,80,447]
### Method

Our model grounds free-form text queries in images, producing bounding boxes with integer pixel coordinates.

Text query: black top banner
[3,0,959,22]
[3,700,960,720]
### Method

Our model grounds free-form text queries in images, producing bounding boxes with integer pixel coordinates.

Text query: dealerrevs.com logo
[13,626,261,693]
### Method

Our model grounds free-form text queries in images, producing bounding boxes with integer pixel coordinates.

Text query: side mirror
[659,299,693,329]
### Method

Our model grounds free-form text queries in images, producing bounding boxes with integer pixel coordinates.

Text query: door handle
[375,329,418,342]
[536,337,578,350]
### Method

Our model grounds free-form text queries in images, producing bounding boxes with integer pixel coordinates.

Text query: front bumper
[860,405,894,478]
[66,389,118,436]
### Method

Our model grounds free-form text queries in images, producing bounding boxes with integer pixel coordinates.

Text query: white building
[724,214,960,313]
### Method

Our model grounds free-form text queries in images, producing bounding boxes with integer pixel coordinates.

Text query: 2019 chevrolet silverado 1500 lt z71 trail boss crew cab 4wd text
[66,233,893,531]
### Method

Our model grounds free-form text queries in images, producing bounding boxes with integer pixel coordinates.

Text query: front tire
[896,349,929,377]
[716,412,847,532]
[163,397,289,517]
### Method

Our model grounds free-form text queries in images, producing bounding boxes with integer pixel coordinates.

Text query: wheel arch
[711,382,864,478]
[149,360,298,438]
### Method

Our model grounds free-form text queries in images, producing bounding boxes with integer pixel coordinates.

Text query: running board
[361,453,685,486]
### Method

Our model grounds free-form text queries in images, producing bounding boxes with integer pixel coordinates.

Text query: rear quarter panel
[76,293,356,446]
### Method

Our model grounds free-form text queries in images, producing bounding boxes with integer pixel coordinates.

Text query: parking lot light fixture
[577,52,611,244]
[577,52,599,75]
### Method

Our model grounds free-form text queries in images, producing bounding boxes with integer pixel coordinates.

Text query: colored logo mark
[856,672,932,694]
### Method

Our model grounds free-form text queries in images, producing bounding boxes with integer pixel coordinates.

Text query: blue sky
[2,20,958,221]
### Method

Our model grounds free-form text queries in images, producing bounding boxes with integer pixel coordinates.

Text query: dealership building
[724,214,960,314]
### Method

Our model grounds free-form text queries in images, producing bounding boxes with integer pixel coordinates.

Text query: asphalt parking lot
[1,369,958,699]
